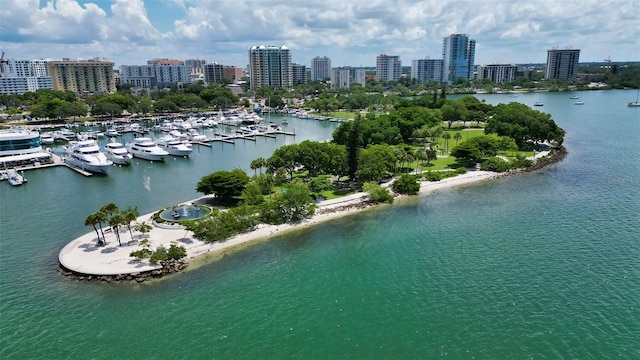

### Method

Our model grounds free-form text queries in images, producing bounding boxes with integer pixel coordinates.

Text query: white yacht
[126,137,169,161]
[186,129,208,142]
[64,140,113,174]
[104,138,133,165]
[155,136,193,157]
[6,168,26,186]
[105,126,120,137]
[40,133,55,145]
[238,125,261,135]
[172,118,193,131]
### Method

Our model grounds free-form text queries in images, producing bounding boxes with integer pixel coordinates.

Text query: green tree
[250,157,266,175]
[109,213,125,246]
[267,144,300,180]
[441,100,468,129]
[242,181,265,206]
[84,212,104,245]
[453,132,462,145]
[346,115,364,182]
[392,174,420,195]
[357,144,396,183]
[363,182,394,203]
[122,206,140,241]
[196,169,250,201]
[451,141,483,167]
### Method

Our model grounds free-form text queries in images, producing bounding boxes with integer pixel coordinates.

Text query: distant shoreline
[58,146,566,283]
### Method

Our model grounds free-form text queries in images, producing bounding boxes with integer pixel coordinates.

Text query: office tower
[292,63,306,84]
[311,56,331,81]
[48,59,116,95]
[248,45,292,91]
[0,59,53,95]
[442,34,476,83]
[411,58,444,84]
[330,67,366,89]
[204,63,224,83]
[376,52,401,81]
[545,48,580,79]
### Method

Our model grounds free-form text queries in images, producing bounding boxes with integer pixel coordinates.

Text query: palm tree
[453,132,462,146]
[250,157,266,175]
[414,149,427,172]
[443,133,452,152]
[122,206,140,241]
[94,211,108,244]
[84,213,103,245]
[100,203,119,219]
[109,213,124,246]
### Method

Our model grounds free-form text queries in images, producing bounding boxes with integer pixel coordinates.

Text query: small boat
[570,93,579,99]
[126,137,169,161]
[105,138,132,165]
[7,168,26,186]
[628,91,640,107]
[533,94,543,106]
[238,125,261,135]
[64,140,113,174]
[574,99,584,105]
[105,126,120,137]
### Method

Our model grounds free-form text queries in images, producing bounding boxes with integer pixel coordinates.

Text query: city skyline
[0,0,638,68]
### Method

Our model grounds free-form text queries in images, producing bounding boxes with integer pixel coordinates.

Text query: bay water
[1,91,638,358]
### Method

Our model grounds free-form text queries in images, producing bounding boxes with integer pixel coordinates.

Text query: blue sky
[1,0,638,68]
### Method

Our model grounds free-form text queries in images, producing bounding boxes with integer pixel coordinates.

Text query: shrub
[392,174,420,195]
[456,167,467,174]
[480,157,511,172]
[424,171,442,182]
[363,182,394,203]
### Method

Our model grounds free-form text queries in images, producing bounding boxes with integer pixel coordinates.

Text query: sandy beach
[58,170,500,276]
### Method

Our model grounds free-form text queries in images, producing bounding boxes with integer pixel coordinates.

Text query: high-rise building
[545,48,580,80]
[330,67,366,89]
[204,63,224,84]
[411,57,444,84]
[311,56,331,81]
[292,63,306,84]
[119,65,156,88]
[184,59,207,75]
[248,44,292,91]
[0,59,53,95]
[442,34,476,84]
[48,59,116,95]
[476,63,518,83]
[147,59,191,88]
[376,52,401,82]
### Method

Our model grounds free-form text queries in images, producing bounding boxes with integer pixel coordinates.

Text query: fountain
[159,204,211,222]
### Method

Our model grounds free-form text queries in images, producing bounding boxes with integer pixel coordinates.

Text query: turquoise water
[1,92,639,358]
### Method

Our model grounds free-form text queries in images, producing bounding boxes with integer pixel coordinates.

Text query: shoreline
[58,146,566,282]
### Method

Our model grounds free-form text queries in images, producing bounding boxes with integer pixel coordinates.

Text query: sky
[0,0,638,68]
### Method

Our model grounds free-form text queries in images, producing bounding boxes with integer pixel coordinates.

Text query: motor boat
[64,139,113,174]
[186,129,208,142]
[104,138,133,165]
[105,126,120,137]
[238,125,261,135]
[40,133,55,145]
[126,137,169,161]
[155,136,193,157]
[6,168,26,186]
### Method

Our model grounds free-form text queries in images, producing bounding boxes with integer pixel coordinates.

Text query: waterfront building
[545,48,580,80]
[376,52,401,81]
[311,56,331,81]
[330,67,366,88]
[204,63,224,84]
[223,66,244,82]
[184,59,207,75]
[0,128,52,169]
[411,57,444,84]
[292,63,307,84]
[48,59,116,96]
[248,45,292,91]
[476,63,518,83]
[442,34,476,84]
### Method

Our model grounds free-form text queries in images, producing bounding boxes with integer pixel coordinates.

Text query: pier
[190,129,295,146]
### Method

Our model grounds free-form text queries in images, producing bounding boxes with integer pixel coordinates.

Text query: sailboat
[570,92,579,99]
[574,98,584,105]
[534,94,544,106]
[628,91,640,107]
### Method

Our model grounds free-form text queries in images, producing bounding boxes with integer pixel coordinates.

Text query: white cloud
[0,0,638,67]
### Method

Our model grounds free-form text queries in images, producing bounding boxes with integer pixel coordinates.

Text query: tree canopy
[196,169,250,200]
